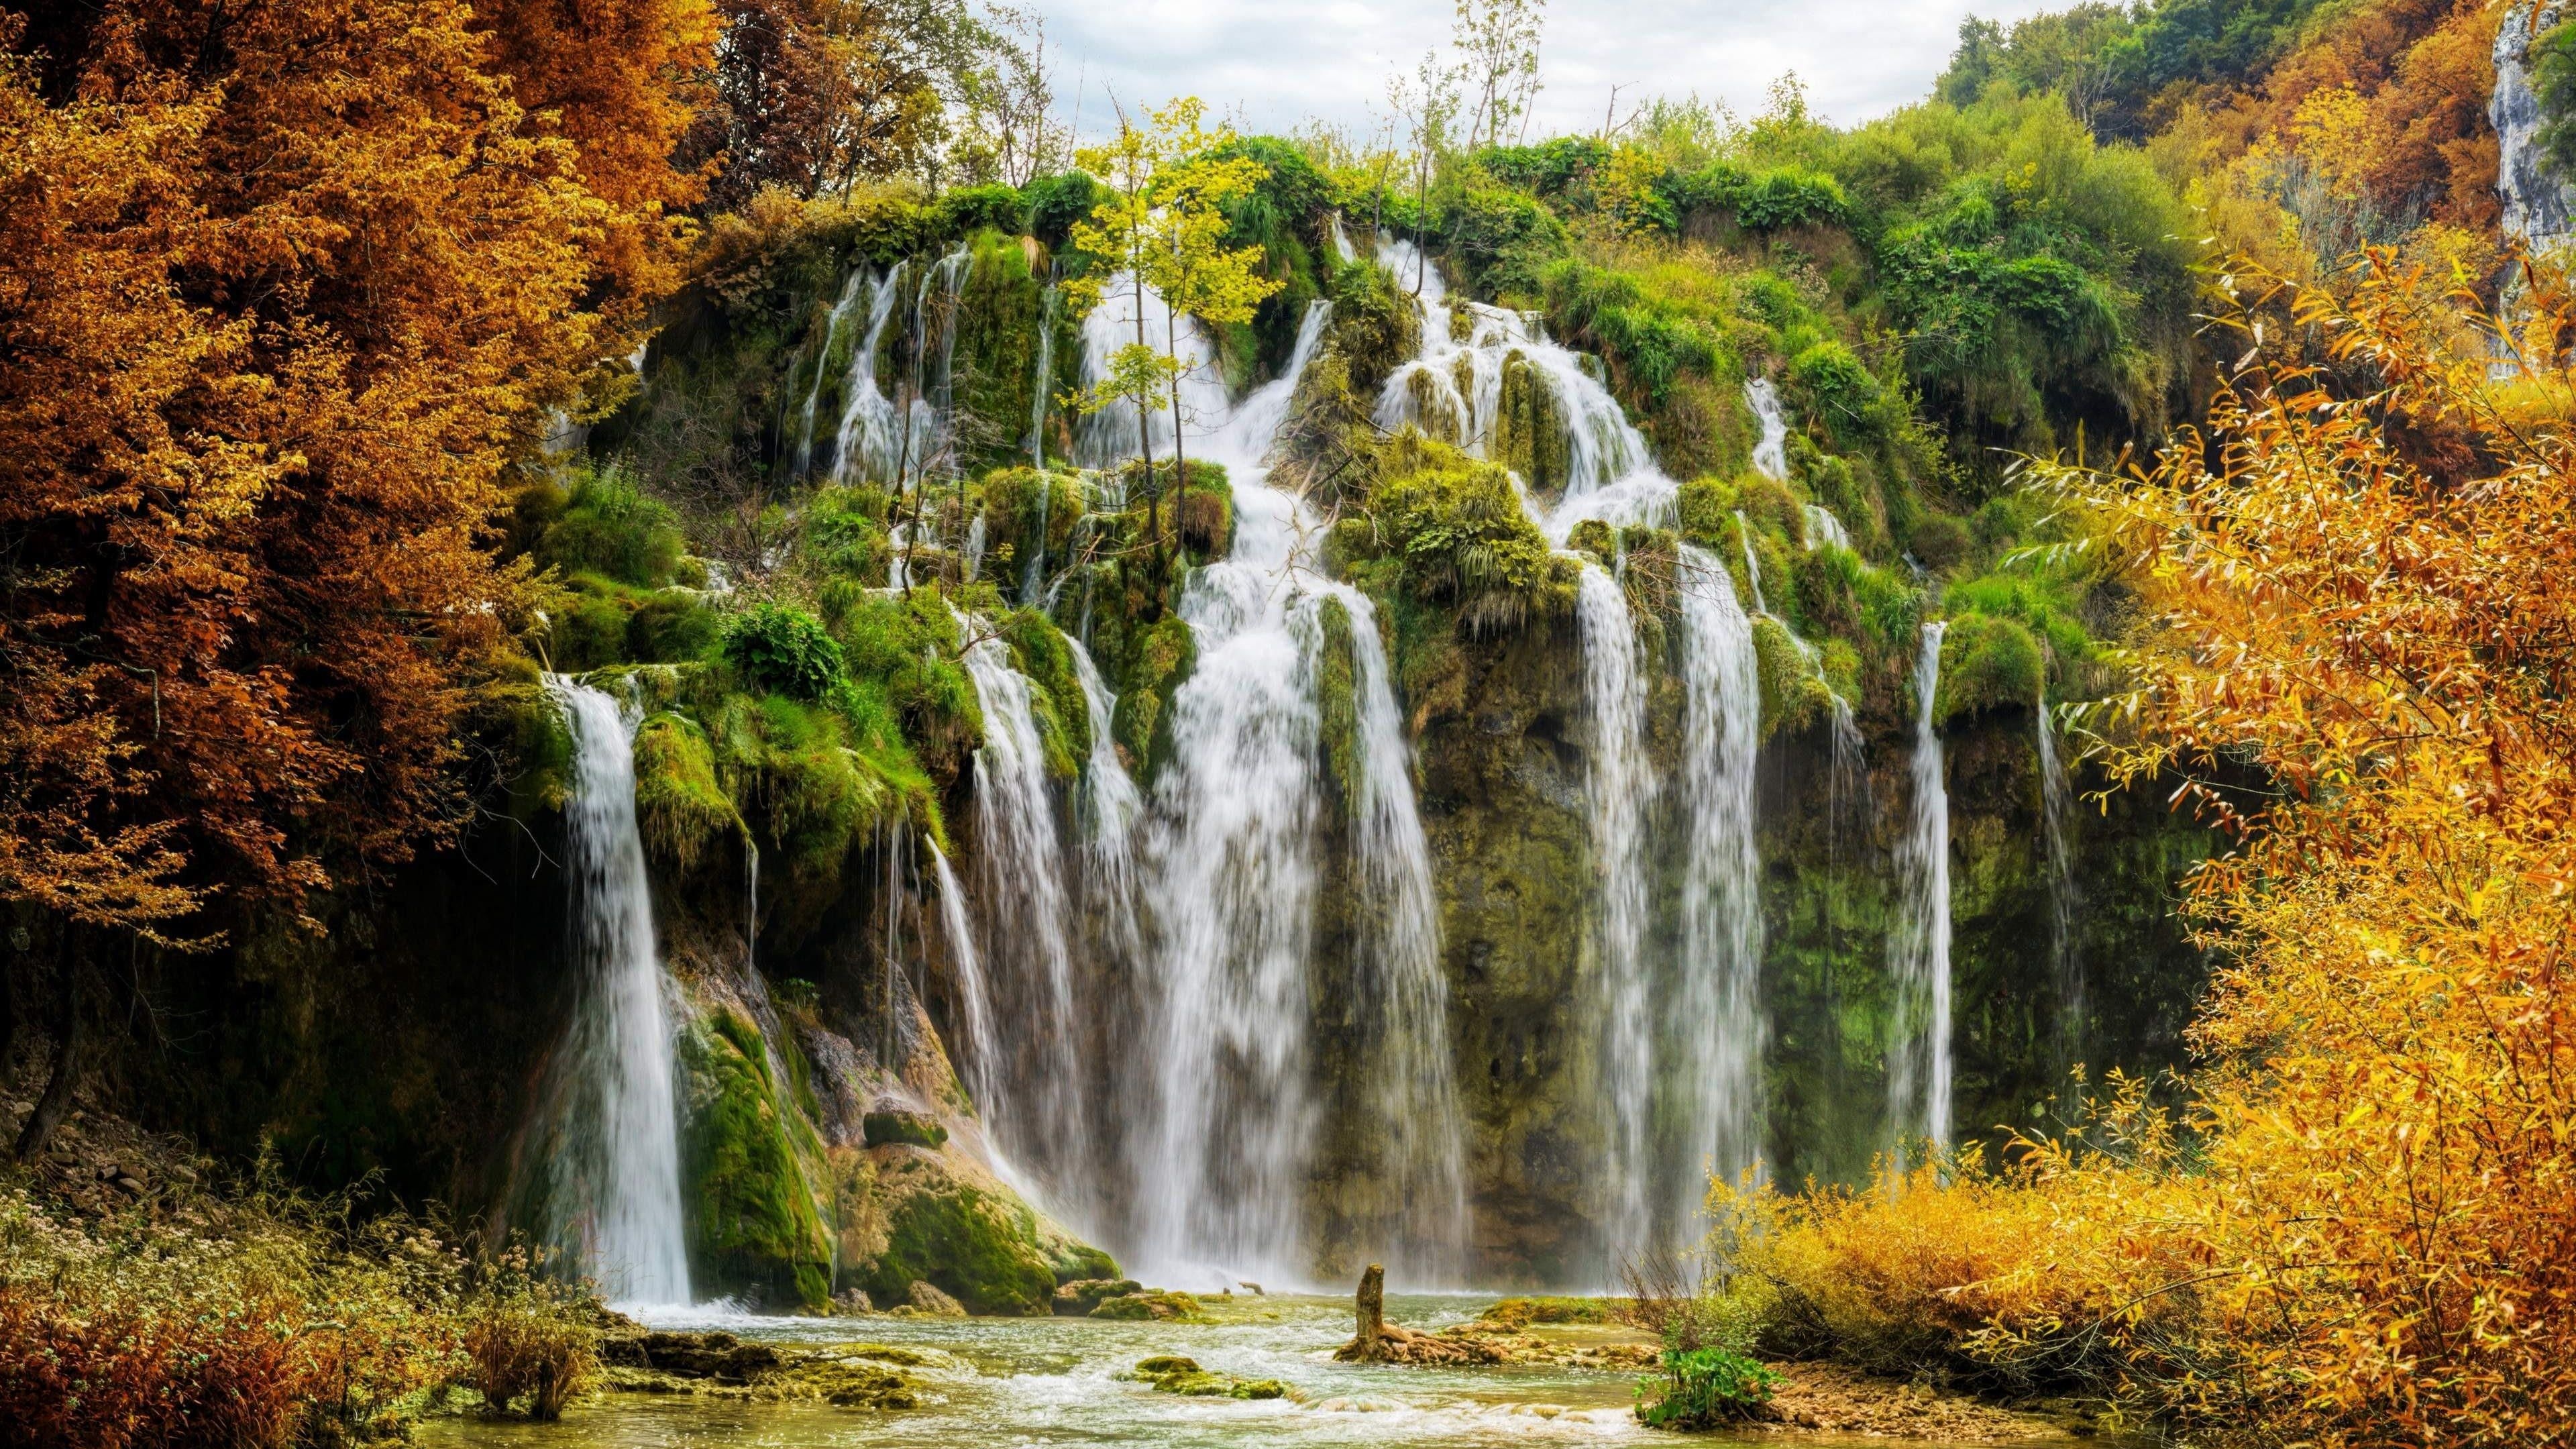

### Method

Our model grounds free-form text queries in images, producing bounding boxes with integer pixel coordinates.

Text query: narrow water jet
[1735,509,1770,616]
[1888,625,1954,1163]
[534,674,691,1307]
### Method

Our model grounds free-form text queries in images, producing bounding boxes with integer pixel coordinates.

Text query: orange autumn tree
[2043,250,2576,1442]
[0,0,703,1150]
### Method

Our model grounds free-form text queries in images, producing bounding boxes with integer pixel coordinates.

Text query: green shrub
[1635,1346,1783,1428]
[1934,610,2044,724]
[724,602,846,700]
[541,468,685,588]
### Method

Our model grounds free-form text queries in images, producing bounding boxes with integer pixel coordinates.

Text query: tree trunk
[1165,300,1189,570]
[13,930,87,1160]
[1354,1263,1385,1354]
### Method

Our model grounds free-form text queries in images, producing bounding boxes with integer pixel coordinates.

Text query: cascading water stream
[954,612,1091,1199]
[1574,564,1658,1260]
[2038,692,2084,1070]
[928,841,999,1119]
[794,270,868,478]
[1022,285,1061,605]
[1100,291,1466,1284]
[535,674,691,1307]
[1735,509,1770,615]
[1805,504,1853,551]
[1746,378,1789,481]
[1888,625,1954,1163]
[828,261,913,486]
[1672,546,1766,1210]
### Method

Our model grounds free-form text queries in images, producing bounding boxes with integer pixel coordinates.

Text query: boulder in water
[897,1280,966,1317]
[1089,1289,1204,1322]
[1053,1277,1144,1315]
[1333,1264,1502,1366]
[1123,1355,1285,1400]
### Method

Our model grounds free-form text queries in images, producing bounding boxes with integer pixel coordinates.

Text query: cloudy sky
[1029,0,2066,142]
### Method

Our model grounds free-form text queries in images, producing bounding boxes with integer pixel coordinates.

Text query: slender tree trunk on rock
[1355,1263,1385,1355]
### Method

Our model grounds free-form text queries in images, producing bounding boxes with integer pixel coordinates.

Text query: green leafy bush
[724,602,846,700]
[541,468,685,588]
[1636,1346,1783,1428]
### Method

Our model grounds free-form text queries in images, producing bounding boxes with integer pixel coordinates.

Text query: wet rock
[600,1330,788,1383]
[896,1280,966,1317]
[832,1287,873,1315]
[1122,1356,1285,1400]
[1053,1277,1143,1315]
[1087,1289,1203,1322]
[861,1110,948,1148]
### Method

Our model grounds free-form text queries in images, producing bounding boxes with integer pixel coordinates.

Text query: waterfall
[795,270,868,478]
[1735,510,1770,616]
[1888,625,1954,1163]
[1070,272,1230,471]
[745,841,759,976]
[1117,296,1466,1282]
[1574,564,1658,1261]
[955,613,1091,1196]
[828,260,912,486]
[537,674,691,1307]
[1069,639,1146,967]
[962,513,987,582]
[1672,547,1766,1213]
[1746,378,1788,481]
[1373,236,1668,535]
[1804,503,1851,551]
[2038,692,2085,1071]
[928,841,1000,1122]
[1331,213,1358,262]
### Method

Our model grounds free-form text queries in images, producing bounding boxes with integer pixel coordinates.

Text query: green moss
[1326,256,1424,395]
[1331,432,1578,635]
[1934,612,2044,724]
[856,1169,1059,1316]
[1113,614,1197,775]
[628,591,722,663]
[1089,1290,1206,1322]
[1314,597,1362,823]
[1751,614,1831,737]
[978,468,1085,587]
[1046,1241,1119,1286]
[680,1007,835,1311]
[633,713,744,871]
[998,608,1088,775]
[1491,354,1568,496]
[500,678,576,822]
[541,467,686,588]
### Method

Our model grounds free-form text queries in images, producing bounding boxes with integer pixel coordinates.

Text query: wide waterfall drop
[1672,547,1766,1212]
[536,674,691,1307]
[1574,564,1658,1261]
[827,261,912,484]
[1110,292,1466,1283]
[955,614,1091,1197]
[1888,625,1955,1161]
[2038,692,2085,1069]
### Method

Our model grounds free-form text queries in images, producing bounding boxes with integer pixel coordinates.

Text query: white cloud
[1032,0,2072,143]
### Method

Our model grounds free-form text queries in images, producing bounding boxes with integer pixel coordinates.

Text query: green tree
[1063,97,1279,576]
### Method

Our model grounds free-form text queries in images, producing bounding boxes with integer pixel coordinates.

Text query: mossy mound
[843,1148,1075,1316]
[678,1007,835,1312]
[1933,612,2044,726]
[633,712,744,871]
[1053,1277,1144,1315]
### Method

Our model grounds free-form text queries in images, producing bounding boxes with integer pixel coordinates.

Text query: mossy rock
[1054,1277,1144,1314]
[847,1151,1063,1316]
[1112,614,1197,777]
[1934,612,2043,725]
[1045,1239,1120,1286]
[1491,352,1567,497]
[1122,1356,1284,1398]
[678,1008,835,1312]
[861,1111,948,1148]
[1089,1290,1205,1322]
[633,712,743,872]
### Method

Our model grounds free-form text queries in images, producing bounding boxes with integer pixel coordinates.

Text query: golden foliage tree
[1,0,701,1146]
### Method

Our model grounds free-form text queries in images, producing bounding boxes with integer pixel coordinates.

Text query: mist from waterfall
[534,674,691,1307]
[1889,625,1955,1162]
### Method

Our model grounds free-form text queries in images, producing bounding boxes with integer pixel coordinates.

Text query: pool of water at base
[417,1294,2006,1449]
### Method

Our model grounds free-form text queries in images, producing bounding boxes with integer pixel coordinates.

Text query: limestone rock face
[2494,3,2576,250]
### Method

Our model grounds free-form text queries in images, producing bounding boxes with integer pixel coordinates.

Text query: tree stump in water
[1334,1263,1500,1366]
